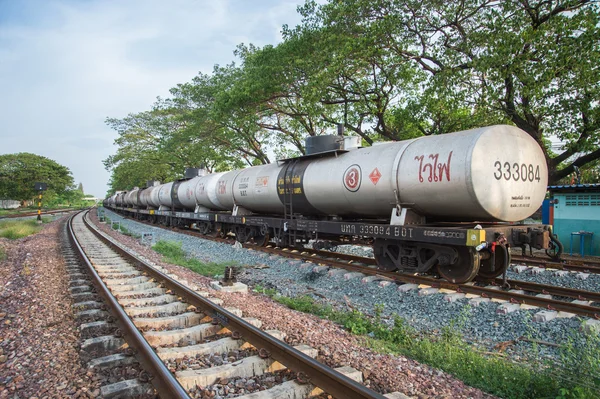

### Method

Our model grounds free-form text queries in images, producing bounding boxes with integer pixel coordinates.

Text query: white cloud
[0,0,302,196]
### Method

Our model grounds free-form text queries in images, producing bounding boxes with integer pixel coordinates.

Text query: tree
[0,153,74,202]
[304,0,600,183]
[77,182,84,193]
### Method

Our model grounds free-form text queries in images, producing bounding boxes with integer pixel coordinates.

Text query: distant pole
[37,192,42,222]
[34,182,47,224]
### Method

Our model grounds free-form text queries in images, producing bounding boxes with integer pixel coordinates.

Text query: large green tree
[0,153,74,201]
[105,0,600,187]
[303,0,600,182]
[104,92,248,194]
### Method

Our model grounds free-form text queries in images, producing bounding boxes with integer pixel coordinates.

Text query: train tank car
[229,125,547,222]
[105,125,556,284]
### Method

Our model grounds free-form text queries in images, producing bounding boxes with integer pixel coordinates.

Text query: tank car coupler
[511,228,550,249]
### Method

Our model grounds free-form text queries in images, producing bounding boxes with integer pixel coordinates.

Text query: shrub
[0,219,47,239]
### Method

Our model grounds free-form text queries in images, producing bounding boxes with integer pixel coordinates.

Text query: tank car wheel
[198,222,212,235]
[235,226,254,244]
[478,245,510,279]
[251,232,270,247]
[373,240,399,272]
[437,246,480,284]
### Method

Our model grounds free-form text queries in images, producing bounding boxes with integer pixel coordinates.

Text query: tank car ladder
[281,159,298,247]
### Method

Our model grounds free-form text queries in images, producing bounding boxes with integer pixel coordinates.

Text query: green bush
[152,240,235,277]
[0,218,50,239]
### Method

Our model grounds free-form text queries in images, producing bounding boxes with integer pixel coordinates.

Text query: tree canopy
[0,153,75,202]
[105,0,600,191]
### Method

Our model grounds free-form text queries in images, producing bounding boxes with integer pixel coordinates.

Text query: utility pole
[34,182,47,223]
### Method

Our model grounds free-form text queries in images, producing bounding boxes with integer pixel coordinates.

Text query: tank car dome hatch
[146,180,161,188]
[304,135,362,155]
[343,136,362,150]
[305,135,343,155]
[184,167,208,179]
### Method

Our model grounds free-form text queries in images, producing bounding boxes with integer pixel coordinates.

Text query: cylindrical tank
[215,170,243,211]
[176,177,202,210]
[124,188,139,207]
[227,125,547,222]
[148,185,161,208]
[393,125,547,221]
[230,164,284,213]
[139,187,153,208]
[196,172,228,210]
[139,186,161,209]
[157,182,174,208]
[115,191,127,207]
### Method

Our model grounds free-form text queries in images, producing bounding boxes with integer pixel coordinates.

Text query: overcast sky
[0,0,305,197]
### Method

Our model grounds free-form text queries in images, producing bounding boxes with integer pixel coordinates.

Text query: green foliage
[105,0,600,187]
[0,218,51,239]
[0,246,6,261]
[556,330,600,398]
[0,153,74,202]
[152,240,235,277]
[258,290,598,399]
[117,224,140,238]
[306,0,600,182]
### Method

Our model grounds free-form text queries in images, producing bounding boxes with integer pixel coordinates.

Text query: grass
[0,246,6,261]
[152,240,236,277]
[253,287,600,399]
[118,224,140,238]
[0,217,51,239]
[104,216,140,238]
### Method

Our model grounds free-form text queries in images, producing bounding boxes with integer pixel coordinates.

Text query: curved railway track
[69,209,387,399]
[104,211,600,320]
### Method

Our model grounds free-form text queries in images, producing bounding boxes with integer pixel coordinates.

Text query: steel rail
[486,278,600,303]
[67,211,191,399]
[102,209,600,318]
[84,211,385,399]
[511,255,600,274]
[227,243,600,319]
[0,208,78,219]
[295,248,600,302]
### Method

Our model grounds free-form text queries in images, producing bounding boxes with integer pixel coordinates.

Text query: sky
[0,0,305,197]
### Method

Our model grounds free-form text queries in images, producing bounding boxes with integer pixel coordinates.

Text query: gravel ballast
[100,209,596,363]
[0,218,99,398]
[94,209,493,398]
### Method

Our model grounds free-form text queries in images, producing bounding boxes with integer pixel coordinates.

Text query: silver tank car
[124,188,140,207]
[157,182,174,209]
[176,172,229,211]
[223,125,547,222]
[115,191,127,207]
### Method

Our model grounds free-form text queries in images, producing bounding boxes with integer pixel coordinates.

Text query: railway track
[511,254,600,274]
[69,209,389,399]
[256,246,600,319]
[105,211,600,320]
[0,208,78,219]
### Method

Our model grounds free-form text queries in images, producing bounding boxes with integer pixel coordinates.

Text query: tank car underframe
[107,205,552,283]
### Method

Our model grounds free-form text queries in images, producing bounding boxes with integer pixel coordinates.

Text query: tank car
[213,125,547,222]
[106,125,557,283]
